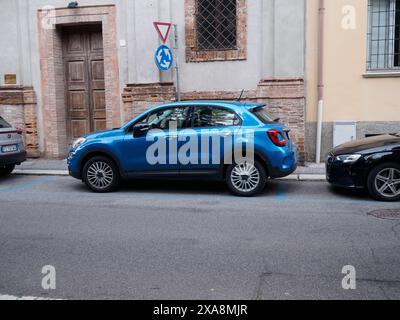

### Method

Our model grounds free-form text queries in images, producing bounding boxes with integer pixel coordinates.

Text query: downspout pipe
[316,0,325,163]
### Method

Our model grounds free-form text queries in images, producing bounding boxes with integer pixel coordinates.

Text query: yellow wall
[307,0,400,123]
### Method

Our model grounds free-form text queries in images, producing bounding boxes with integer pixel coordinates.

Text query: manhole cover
[368,209,400,220]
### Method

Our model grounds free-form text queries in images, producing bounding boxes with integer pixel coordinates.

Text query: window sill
[363,71,400,78]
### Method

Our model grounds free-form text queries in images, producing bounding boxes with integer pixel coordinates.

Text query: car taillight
[267,129,287,147]
[16,128,23,135]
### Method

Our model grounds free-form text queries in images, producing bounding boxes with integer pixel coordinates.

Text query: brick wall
[122,83,176,121]
[0,86,40,158]
[122,78,306,163]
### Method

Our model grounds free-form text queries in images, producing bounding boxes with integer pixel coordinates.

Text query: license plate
[2,145,18,153]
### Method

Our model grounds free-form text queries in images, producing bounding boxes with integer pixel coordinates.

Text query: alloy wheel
[86,161,114,189]
[374,168,400,198]
[230,162,261,193]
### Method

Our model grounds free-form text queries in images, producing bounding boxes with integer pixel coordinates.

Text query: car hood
[331,134,400,155]
[84,128,121,140]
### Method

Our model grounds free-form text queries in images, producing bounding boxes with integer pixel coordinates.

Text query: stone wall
[122,78,306,163]
[0,86,39,158]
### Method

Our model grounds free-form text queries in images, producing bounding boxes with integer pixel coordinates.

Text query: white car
[0,116,26,177]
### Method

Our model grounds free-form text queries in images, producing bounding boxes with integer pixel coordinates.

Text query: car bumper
[0,151,27,167]
[67,152,82,180]
[270,163,298,179]
[69,169,81,180]
[269,148,298,179]
[326,159,366,188]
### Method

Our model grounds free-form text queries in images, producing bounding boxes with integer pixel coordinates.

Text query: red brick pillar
[0,86,40,158]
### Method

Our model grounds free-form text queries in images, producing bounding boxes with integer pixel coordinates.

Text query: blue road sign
[155,45,173,71]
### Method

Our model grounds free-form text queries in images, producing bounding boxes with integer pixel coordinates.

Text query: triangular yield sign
[154,22,172,44]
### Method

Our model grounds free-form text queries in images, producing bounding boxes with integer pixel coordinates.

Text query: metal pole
[316,0,325,164]
[173,24,181,101]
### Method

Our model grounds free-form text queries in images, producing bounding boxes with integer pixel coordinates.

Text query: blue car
[67,101,297,196]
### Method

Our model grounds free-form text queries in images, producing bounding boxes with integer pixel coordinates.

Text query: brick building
[0,0,307,161]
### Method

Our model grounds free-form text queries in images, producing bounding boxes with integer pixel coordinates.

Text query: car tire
[0,165,15,177]
[82,156,120,193]
[225,160,267,197]
[367,162,400,202]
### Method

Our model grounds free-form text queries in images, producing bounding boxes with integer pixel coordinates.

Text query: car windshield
[252,107,275,124]
[0,116,12,129]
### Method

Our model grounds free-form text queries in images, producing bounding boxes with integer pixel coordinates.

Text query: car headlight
[336,154,362,164]
[72,137,87,150]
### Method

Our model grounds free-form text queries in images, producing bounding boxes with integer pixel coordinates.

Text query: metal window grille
[367,0,400,70]
[196,0,237,50]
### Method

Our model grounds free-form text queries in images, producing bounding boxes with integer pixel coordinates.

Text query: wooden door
[63,25,106,142]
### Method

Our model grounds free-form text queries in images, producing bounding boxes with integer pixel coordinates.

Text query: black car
[326,133,400,201]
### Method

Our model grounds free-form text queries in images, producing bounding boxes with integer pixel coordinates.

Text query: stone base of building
[0,86,40,158]
[122,78,306,163]
[306,121,400,162]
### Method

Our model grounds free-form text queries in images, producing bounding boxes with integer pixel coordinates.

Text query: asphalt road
[0,174,400,300]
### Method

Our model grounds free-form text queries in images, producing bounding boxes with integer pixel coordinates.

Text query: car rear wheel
[367,162,400,202]
[83,156,120,193]
[226,160,267,197]
[0,165,15,177]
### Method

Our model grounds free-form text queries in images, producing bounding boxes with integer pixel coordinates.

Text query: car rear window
[0,116,12,129]
[252,107,275,124]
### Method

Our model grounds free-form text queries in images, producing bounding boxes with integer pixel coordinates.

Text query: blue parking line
[0,176,56,193]
[275,183,288,201]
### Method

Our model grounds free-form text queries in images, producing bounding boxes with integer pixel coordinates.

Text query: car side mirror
[133,124,151,138]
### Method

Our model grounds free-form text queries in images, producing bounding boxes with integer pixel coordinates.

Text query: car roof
[156,100,265,110]
[121,100,266,130]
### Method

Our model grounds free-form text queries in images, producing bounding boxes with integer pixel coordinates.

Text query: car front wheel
[0,165,15,177]
[83,156,120,193]
[367,162,400,202]
[226,160,267,197]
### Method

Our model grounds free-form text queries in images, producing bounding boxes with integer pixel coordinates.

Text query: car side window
[0,116,12,129]
[137,107,189,130]
[191,106,241,128]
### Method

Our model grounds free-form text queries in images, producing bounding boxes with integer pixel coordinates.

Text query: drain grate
[368,209,400,220]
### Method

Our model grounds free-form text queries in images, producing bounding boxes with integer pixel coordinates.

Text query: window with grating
[367,0,400,70]
[196,0,237,50]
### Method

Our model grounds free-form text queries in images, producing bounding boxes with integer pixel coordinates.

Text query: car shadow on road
[117,179,277,197]
[327,185,371,201]
[70,177,374,201]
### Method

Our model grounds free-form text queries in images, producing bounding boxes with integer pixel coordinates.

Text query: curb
[280,174,326,181]
[13,170,69,176]
[13,170,327,181]
[0,294,61,300]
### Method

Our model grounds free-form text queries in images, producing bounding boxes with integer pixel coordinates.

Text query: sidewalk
[14,159,326,181]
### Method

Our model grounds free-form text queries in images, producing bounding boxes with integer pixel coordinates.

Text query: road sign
[153,22,172,44]
[155,45,173,71]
